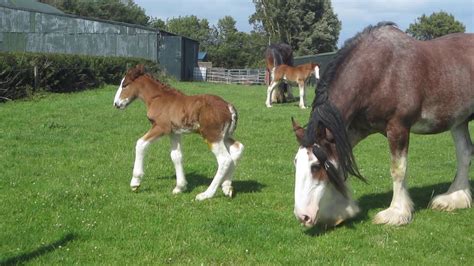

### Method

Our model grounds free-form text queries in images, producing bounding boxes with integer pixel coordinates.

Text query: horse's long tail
[272,48,283,67]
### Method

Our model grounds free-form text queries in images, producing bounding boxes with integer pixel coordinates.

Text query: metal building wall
[0,5,158,62]
[158,35,199,81]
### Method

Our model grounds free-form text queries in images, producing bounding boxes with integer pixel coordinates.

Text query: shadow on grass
[183,172,266,195]
[304,181,472,237]
[0,233,76,265]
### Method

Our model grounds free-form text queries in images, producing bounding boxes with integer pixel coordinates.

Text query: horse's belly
[411,109,472,134]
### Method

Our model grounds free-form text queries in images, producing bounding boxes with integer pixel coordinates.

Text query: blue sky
[135,0,474,48]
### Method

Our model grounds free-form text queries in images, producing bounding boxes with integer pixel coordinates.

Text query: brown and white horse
[113,65,244,200]
[266,63,320,109]
[265,43,294,103]
[292,22,473,227]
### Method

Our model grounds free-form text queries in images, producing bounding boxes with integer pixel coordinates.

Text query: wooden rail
[194,67,266,85]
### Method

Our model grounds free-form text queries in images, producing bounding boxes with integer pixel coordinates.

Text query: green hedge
[0,52,162,101]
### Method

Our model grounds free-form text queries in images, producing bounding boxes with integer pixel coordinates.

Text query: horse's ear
[291,117,305,145]
[136,64,145,74]
[128,64,145,81]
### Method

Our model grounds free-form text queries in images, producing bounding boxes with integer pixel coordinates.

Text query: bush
[0,52,162,101]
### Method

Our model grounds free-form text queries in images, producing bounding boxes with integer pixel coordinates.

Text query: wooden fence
[194,67,266,85]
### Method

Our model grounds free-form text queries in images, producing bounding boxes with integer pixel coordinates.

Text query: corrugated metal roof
[0,0,63,14]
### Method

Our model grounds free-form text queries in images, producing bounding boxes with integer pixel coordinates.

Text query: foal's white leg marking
[373,154,414,225]
[170,134,187,194]
[266,81,279,108]
[430,122,472,210]
[221,140,245,197]
[298,82,306,109]
[196,141,233,201]
[130,137,153,191]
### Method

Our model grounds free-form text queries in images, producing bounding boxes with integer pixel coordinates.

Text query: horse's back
[391,32,474,133]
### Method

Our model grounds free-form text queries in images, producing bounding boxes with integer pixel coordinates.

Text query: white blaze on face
[113,78,127,109]
[314,65,320,80]
[294,146,327,226]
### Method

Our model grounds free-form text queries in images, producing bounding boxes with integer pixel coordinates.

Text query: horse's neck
[139,77,180,106]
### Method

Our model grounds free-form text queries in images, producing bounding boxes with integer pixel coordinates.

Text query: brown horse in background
[292,22,473,227]
[266,62,320,109]
[113,65,244,201]
[265,43,294,103]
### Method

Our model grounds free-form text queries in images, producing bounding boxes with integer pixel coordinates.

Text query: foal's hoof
[172,185,187,195]
[195,192,212,201]
[131,185,140,192]
[222,186,234,198]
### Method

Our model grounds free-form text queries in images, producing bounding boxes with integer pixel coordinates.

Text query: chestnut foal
[266,62,320,109]
[113,65,244,200]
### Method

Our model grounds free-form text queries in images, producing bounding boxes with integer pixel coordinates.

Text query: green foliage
[0,52,161,101]
[39,0,150,26]
[406,11,466,40]
[148,17,166,30]
[250,0,341,55]
[208,16,265,68]
[164,15,214,51]
[0,82,472,264]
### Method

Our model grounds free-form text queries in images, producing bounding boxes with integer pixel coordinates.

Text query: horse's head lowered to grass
[292,117,361,228]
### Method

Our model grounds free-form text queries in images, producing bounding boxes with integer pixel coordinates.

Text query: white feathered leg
[196,141,233,201]
[430,122,472,210]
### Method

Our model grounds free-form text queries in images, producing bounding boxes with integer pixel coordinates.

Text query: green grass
[0,82,472,264]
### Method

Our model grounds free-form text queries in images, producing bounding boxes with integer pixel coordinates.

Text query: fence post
[34,65,38,92]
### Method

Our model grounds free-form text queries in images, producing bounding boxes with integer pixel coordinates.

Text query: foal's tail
[227,104,238,136]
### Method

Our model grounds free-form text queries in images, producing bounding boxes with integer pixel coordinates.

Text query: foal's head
[113,64,146,109]
[309,62,320,80]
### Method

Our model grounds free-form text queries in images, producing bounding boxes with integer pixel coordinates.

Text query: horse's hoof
[430,189,472,211]
[222,186,234,198]
[172,185,186,194]
[131,185,140,192]
[373,207,412,226]
[195,192,212,201]
[266,105,273,108]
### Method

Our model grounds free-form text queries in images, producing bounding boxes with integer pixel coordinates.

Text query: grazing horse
[292,22,473,227]
[113,65,244,201]
[265,43,294,103]
[266,62,320,109]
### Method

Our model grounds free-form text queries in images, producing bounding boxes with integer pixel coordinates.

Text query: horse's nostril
[302,215,310,222]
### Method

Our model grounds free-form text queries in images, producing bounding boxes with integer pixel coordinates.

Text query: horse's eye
[310,163,321,173]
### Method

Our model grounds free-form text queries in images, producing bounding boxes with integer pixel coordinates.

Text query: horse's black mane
[311,21,397,107]
[302,22,397,190]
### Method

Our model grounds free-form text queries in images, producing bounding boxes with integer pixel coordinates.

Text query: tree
[148,17,166,30]
[406,11,466,40]
[250,0,341,55]
[164,16,214,51]
[39,0,150,26]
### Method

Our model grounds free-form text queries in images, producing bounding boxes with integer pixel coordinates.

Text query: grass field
[1,82,473,264]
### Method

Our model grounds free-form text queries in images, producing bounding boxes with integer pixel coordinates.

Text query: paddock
[0,82,472,264]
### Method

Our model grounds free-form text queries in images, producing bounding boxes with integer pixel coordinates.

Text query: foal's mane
[129,66,184,96]
[302,22,397,185]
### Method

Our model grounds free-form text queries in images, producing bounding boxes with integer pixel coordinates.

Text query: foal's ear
[128,64,145,81]
[291,117,305,144]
